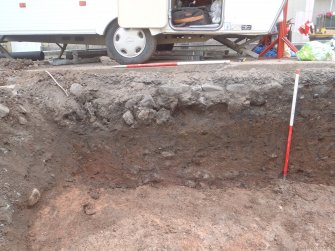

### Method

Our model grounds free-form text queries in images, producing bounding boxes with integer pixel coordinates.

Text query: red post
[277,0,289,58]
[258,0,298,59]
[277,21,285,58]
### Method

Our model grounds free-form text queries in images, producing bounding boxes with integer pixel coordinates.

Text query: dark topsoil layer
[0,61,334,250]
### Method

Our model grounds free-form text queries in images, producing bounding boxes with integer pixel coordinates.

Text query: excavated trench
[0,62,335,250]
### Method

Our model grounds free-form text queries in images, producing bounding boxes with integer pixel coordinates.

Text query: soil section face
[0,60,334,250]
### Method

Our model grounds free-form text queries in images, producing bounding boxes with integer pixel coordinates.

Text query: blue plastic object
[253,45,277,57]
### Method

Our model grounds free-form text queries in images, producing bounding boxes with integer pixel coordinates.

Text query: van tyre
[105,21,157,65]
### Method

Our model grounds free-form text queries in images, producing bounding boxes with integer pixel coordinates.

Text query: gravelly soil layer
[0,61,334,250]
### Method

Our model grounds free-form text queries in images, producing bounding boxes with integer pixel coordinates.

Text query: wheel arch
[96,18,118,36]
[97,18,162,36]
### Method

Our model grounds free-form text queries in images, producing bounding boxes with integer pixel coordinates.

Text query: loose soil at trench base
[0,59,334,250]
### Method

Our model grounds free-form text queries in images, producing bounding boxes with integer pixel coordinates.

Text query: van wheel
[156,44,174,51]
[105,21,157,65]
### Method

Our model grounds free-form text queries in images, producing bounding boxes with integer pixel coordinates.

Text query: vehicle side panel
[0,0,117,35]
[0,0,285,38]
[118,0,169,29]
[222,0,285,33]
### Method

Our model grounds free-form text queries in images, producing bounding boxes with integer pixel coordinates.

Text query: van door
[118,0,168,28]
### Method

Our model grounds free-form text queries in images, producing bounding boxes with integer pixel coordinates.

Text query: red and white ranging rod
[112,60,230,69]
[283,69,300,179]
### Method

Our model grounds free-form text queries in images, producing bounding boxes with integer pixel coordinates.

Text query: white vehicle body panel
[118,0,168,28]
[0,0,117,35]
[223,0,284,33]
[0,0,285,39]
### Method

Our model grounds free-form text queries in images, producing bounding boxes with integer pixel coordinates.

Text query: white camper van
[0,0,285,64]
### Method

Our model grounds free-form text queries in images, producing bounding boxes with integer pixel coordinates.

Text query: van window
[171,0,223,29]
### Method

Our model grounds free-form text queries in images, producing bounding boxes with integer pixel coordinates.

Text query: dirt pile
[0,62,334,250]
[0,58,35,71]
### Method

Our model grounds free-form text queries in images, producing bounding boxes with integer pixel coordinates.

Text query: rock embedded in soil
[158,83,191,96]
[263,81,283,91]
[0,104,10,118]
[178,89,199,106]
[65,177,75,183]
[161,151,175,159]
[0,198,13,224]
[156,108,171,125]
[83,203,96,215]
[88,189,100,200]
[127,165,140,175]
[0,87,14,98]
[130,82,146,90]
[226,84,252,96]
[122,110,135,126]
[249,92,267,107]
[137,109,156,123]
[156,96,178,112]
[270,153,278,159]
[313,93,319,99]
[201,84,224,92]
[27,188,41,207]
[141,173,161,185]
[139,95,156,109]
[18,116,27,125]
[184,180,197,188]
[125,95,143,110]
[70,83,84,97]
[18,105,28,114]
